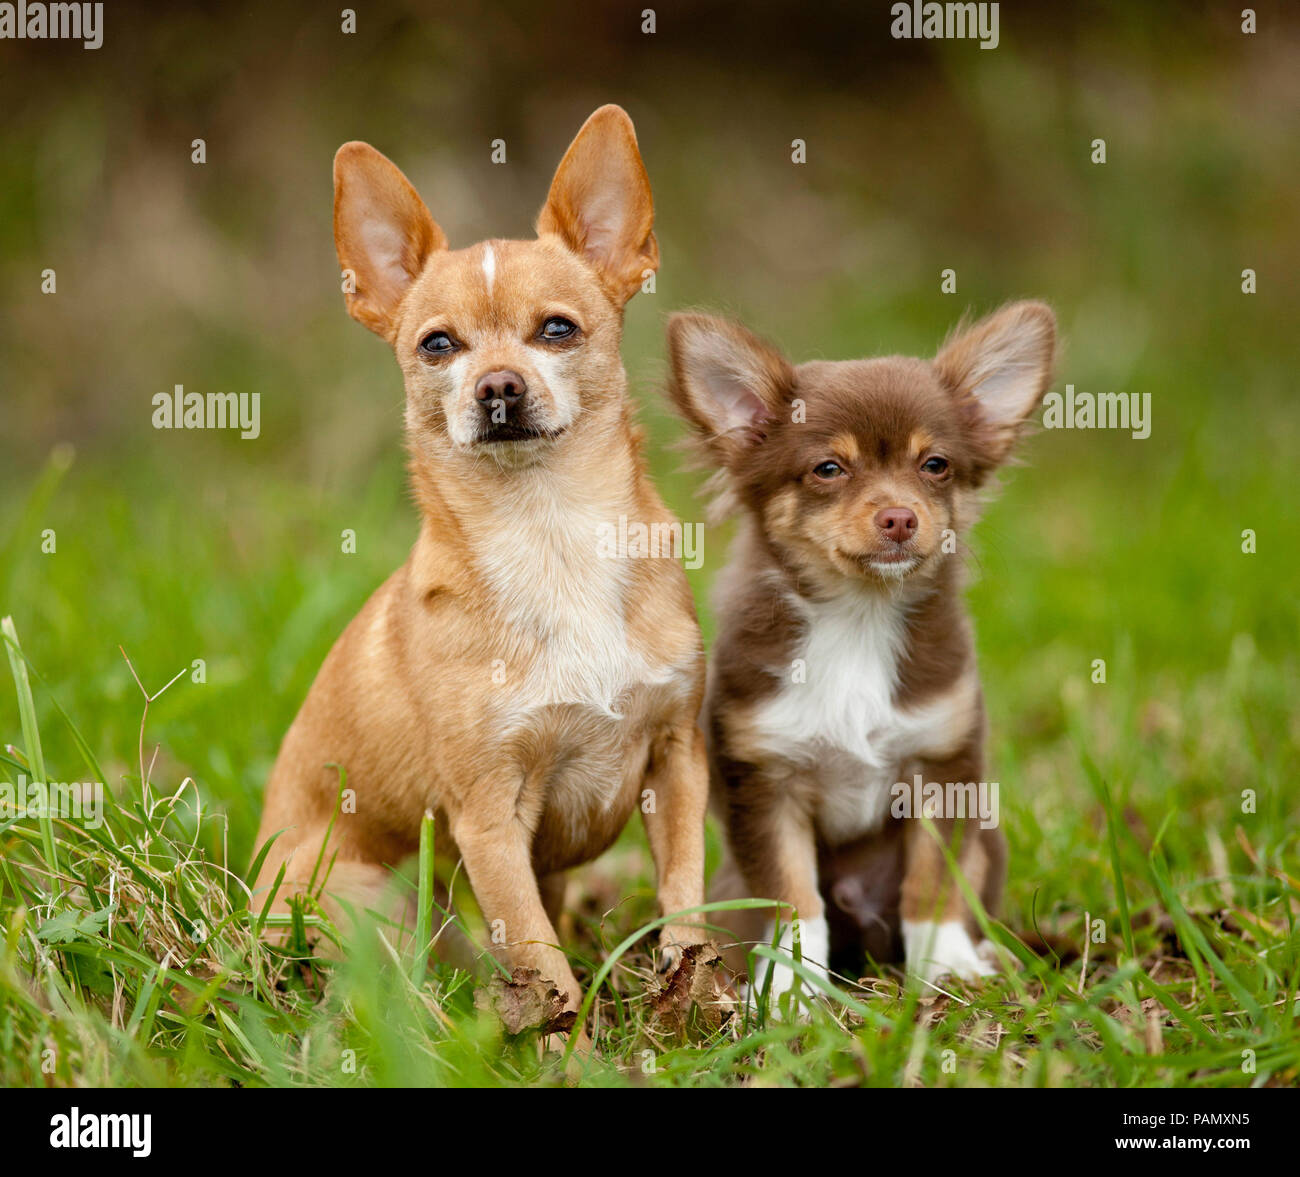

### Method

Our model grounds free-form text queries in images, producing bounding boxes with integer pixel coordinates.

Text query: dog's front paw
[747,915,830,1017]
[656,922,709,976]
[902,919,999,984]
[655,941,683,977]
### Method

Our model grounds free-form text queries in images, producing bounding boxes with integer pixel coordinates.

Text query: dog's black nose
[874,507,917,543]
[475,369,527,407]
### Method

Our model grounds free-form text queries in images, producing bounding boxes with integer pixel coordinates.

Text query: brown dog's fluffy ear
[333,142,448,340]
[934,300,1056,466]
[536,105,658,306]
[666,313,796,464]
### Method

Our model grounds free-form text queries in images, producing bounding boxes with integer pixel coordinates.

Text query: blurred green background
[1,0,1296,898]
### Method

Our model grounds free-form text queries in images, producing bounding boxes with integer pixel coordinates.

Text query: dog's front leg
[725,783,829,1010]
[899,750,1004,985]
[453,814,583,1014]
[641,723,710,975]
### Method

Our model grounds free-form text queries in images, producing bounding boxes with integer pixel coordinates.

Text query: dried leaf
[648,943,733,1040]
[475,966,577,1036]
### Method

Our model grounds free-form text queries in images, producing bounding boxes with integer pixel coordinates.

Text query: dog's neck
[407,397,644,606]
[406,396,664,713]
[734,517,973,710]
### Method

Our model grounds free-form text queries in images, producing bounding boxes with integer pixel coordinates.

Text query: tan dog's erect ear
[333,142,448,340]
[666,313,796,461]
[536,105,658,306]
[934,300,1057,465]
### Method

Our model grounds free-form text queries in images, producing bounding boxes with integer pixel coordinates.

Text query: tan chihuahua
[254,106,710,1017]
[666,303,1056,1004]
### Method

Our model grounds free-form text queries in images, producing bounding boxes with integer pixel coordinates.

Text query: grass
[0,418,1296,1086]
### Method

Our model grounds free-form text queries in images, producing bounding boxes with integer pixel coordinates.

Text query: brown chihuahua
[666,302,1056,1003]
[253,106,710,1017]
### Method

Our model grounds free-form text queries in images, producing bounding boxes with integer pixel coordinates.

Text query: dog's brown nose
[475,369,527,404]
[874,508,917,543]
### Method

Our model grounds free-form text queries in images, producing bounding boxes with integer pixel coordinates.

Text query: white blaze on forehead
[482,244,496,296]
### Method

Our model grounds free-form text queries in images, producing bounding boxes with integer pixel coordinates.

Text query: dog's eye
[812,461,845,480]
[921,456,950,476]
[419,331,458,356]
[539,317,578,341]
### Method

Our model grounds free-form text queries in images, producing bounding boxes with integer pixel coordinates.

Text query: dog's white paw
[748,915,830,1016]
[902,919,998,984]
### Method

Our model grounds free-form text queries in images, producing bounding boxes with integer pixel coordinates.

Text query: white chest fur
[749,588,970,843]
[472,470,676,724]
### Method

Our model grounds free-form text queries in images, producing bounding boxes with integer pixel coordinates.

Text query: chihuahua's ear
[666,313,795,461]
[934,300,1056,465]
[536,105,658,306]
[333,142,448,340]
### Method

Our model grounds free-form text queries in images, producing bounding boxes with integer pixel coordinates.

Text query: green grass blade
[2,617,59,894]
[412,809,435,988]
